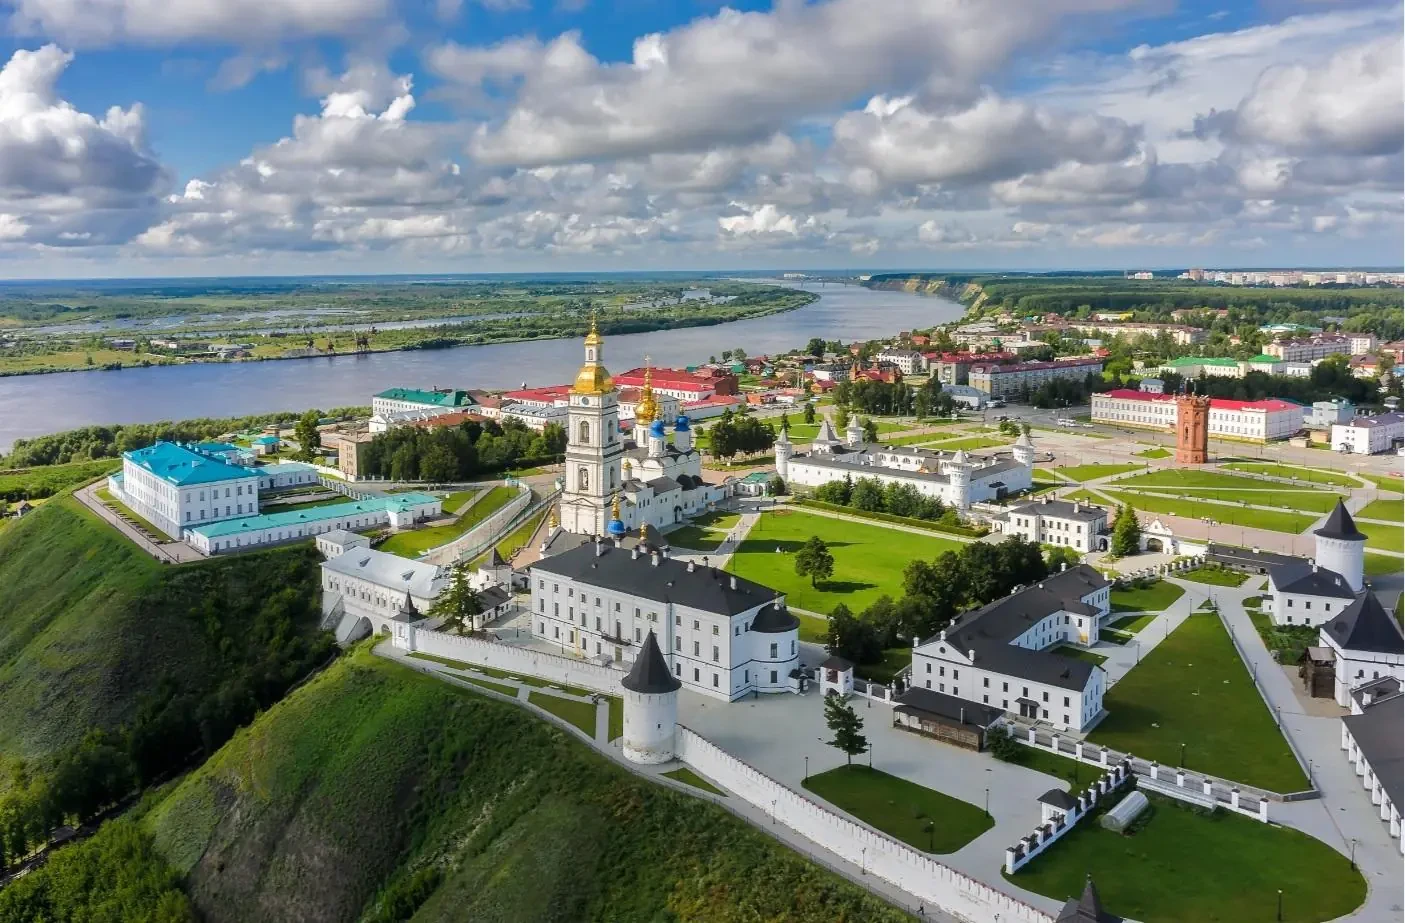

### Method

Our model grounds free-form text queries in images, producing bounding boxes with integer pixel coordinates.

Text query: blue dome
[650,419,667,437]
[674,415,691,431]
[607,516,627,537]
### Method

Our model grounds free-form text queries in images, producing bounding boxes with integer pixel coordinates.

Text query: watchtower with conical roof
[1315,499,1366,592]
[622,629,681,764]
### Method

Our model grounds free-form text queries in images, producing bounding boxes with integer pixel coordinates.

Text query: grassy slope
[145,647,907,923]
[1357,499,1402,523]
[380,486,518,557]
[0,497,326,767]
[802,765,992,854]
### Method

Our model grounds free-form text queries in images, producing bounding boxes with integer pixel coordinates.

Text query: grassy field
[1053,645,1107,665]
[1360,473,1404,494]
[917,435,1005,451]
[1179,566,1250,587]
[1135,446,1171,459]
[140,646,909,923]
[662,767,726,796]
[1117,469,1329,493]
[1357,499,1402,522]
[665,510,741,552]
[854,647,913,684]
[488,507,549,563]
[1054,463,1146,481]
[95,486,171,538]
[441,489,480,513]
[1008,793,1365,923]
[1130,487,1344,515]
[528,691,597,736]
[379,485,518,557]
[1000,745,1089,788]
[1366,553,1402,576]
[463,675,518,696]
[1090,489,1318,534]
[1088,614,1306,792]
[1221,462,1360,489]
[1357,520,1403,553]
[263,494,358,513]
[726,509,964,612]
[0,458,118,500]
[1110,581,1186,613]
[1034,468,1068,481]
[801,765,993,854]
[1108,613,1158,633]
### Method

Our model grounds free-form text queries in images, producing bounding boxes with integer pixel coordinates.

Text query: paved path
[74,481,206,564]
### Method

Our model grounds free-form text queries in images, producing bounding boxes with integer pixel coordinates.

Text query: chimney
[968,648,975,662]
[729,575,737,589]
[631,547,640,560]
[595,541,604,558]
[1061,562,1068,572]
[687,559,696,573]
[1312,563,1318,573]
[959,706,966,725]
[651,552,662,567]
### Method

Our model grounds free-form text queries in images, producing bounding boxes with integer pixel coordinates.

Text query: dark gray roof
[1341,693,1403,809]
[530,541,781,616]
[540,528,594,556]
[1057,876,1122,923]
[479,586,511,608]
[820,655,854,671]
[486,547,507,567]
[622,630,681,694]
[1322,593,1404,655]
[646,476,682,494]
[751,602,800,633]
[1351,675,1400,707]
[1206,543,1300,572]
[1314,501,1366,542]
[893,687,1003,728]
[1270,562,1357,599]
[1038,788,1078,810]
[921,565,1110,691]
[1007,498,1108,522]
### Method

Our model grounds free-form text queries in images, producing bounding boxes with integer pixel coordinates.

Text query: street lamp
[771,799,777,824]
[1179,742,1186,767]
[1276,889,1283,922]
[804,755,809,781]
[985,787,990,817]
[1350,838,1357,870]
[861,846,867,875]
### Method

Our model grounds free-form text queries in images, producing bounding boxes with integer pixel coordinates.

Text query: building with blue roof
[186,492,442,555]
[112,441,263,538]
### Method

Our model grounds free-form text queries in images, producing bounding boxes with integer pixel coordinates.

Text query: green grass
[607,696,623,742]
[0,458,118,500]
[1108,613,1157,633]
[141,646,908,923]
[1092,489,1318,534]
[409,650,472,670]
[793,498,985,536]
[1357,499,1402,523]
[662,767,726,796]
[1034,468,1067,481]
[726,509,964,612]
[1054,463,1146,481]
[1357,520,1403,553]
[999,745,1089,788]
[1089,614,1306,792]
[1129,487,1344,515]
[801,764,993,854]
[916,435,1005,451]
[1135,447,1171,459]
[262,494,357,513]
[463,675,518,697]
[379,485,518,557]
[528,691,597,736]
[1366,553,1401,576]
[1117,469,1333,493]
[1053,645,1106,666]
[441,489,480,514]
[1221,462,1360,489]
[1360,473,1404,494]
[853,647,912,685]
[1249,612,1319,664]
[489,507,549,563]
[796,610,827,644]
[666,511,742,551]
[95,487,172,538]
[1008,794,1365,923]
[1110,581,1186,613]
[1179,566,1250,587]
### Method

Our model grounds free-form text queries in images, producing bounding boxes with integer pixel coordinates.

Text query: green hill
[129,646,907,923]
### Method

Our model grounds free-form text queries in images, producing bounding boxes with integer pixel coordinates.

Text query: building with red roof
[1092,389,1304,442]
[613,366,736,400]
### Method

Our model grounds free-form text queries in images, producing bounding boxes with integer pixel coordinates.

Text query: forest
[360,418,567,480]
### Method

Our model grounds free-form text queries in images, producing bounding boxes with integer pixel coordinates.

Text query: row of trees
[362,419,566,482]
[705,409,777,460]
[812,476,953,525]
[833,378,915,416]
[824,536,1058,667]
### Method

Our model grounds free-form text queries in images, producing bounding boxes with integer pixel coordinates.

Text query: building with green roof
[372,387,477,416]
[186,492,442,554]
[1158,356,1245,379]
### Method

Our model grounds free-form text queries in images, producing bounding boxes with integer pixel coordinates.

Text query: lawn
[379,485,519,557]
[1034,468,1070,481]
[441,489,480,513]
[1094,489,1318,534]
[1360,473,1404,494]
[463,675,518,697]
[663,766,726,796]
[801,765,993,854]
[263,494,357,513]
[607,695,623,741]
[1116,469,1328,493]
[1001,745,1090,788]
[1110,581,1186,613]
[853,647,912,685]
[1249,612,1319,664]
[726,510,965,612]
[796,610,827,644]
[489,508,548,563]
[1054,463,1146,482]
[1356,499,1402,523]
[1088,614,1306,792]
[666,510,742,552]
[1131,487,1343,516]
[917,435,1005,451]
[1221,462,1360,489]
[0,458,119,500]
[527,691,597,737]
[1179,566,1249,587]
[1366,553,1402,577]
[1135,447,1171,459]
[1357,520,1403,553]
[1053,645,1106,666]
[95,487,171,539]
[1008,793,1366,923]
[1108,613,1157,633]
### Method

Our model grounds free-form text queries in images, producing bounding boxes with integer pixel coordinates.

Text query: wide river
[0,282,961,451]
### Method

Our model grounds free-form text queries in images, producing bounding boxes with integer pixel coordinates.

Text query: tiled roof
[124,441,260,487]
[374,387,476,408]
[190,492,438,538]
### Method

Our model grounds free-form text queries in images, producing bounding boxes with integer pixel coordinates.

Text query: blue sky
[0,0,1398,276]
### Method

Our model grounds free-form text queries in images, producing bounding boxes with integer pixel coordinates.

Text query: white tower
[774,426,792,479]
[947,449,972,510]
[1314,500,1366,591]
[812,417,839,454]
[845,415,863,447]
[648,419,667,458]
[621,630,681,764]
[1012,429,1036,468]
[560,316,624,535]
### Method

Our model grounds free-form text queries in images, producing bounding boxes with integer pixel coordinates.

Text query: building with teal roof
[372,387,478,416]
[186,492,442,555]
[112,441,263,539]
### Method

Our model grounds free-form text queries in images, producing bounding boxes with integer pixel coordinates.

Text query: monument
[1174,387,1210,464]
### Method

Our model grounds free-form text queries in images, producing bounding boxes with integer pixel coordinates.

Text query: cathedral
[556,318,724,537]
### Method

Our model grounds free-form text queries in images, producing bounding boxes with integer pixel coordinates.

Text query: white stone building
[877,348,927,375]
[777,419,1033,510]
[320,546,449,640]
[1331,413,1404,455]
[1091,390,1305,442]
[1003,497,1110,553]
[1339,679,1402,849]
[911,565,1112,732]
[1266,502,1366,627]
[185,492,441,554]
[529,538,800,702]
[1265,334,1352,362]
[371,387,477,417]
[110,441,263,539]
[1320,592,1404,709]
[968,357,1104,399]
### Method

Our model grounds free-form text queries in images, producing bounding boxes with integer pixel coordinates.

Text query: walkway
[74,481,206,564]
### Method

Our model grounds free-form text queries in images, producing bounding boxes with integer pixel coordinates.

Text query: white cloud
[5,0,389,46]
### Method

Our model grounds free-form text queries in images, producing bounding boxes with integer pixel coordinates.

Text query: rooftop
[1341,412,1403,429]
[124,441,261,487]
[1098,389,1302,413]
[622,630,682,694]
[1314,501,1366,542]
[1322,593,1404,656]
[1007,498,1109,523]
[894,687,1004,728]
[374,387,477,408]
[322,547,446,598]
[1341,693,1403,810]
[189,491,439,538]
[1162,356,1240,367]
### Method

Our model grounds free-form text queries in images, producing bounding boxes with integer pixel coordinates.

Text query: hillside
[136,646,908,923]
[0,497,331,777]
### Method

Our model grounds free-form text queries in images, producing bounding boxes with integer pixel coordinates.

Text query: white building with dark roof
[1331,413,1404,455]
[1339,681,1402,848]
[320,547,449,642]
[1004,497,1110,553]
[911,565,1112,732]
[1320,592,1405,709]
[1267,501,1367,626]
[529,538,800,701]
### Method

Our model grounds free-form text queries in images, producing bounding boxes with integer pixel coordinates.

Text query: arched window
[578,467,589,491]
[579,420,590,444]
[608,467,615,488]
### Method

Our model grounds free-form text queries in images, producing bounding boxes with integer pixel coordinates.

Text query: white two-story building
[529,538,801,701]
[911,565,1112,732]
[1003,497,1110,554]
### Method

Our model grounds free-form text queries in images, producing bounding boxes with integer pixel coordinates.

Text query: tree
[805,337,826,358]
[430,565,483,634]
[1111,503,1142,557]
[850,477,885,512]
[793,535,835,588]
[823,692,869,765]
[294,410,321,462]
[766,475,787,496]
[802,402,816,425]
[1044,544,1082,572]
[389,443,419,481]
[985,724,1022,762]
[862,417,878,442]
[826,603,882,665]
[419,444,457,483]
[835,406,850,430]
[779,411,791,433]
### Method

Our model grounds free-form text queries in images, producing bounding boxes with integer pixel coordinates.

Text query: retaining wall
[409,627,623,696]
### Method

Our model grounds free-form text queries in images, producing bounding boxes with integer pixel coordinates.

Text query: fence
[406,626,623,696]
[1005,761,1133,873]
[675,727,1056,923]
[421,482,536,565]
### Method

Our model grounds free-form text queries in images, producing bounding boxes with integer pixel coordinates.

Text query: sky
[0,0,1399,277]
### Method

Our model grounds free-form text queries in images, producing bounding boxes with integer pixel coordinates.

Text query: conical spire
[622,630,681,694]
[1314,499,1366,541]
[400,591,418,617]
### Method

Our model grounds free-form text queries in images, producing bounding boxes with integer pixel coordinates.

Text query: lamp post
[1276,889,1283,922]
[1350,838,1357,870]
[771,799,777,825]
[1179,742,1186,768]
[925,820,935,853]
[861,846,867,875]
[985,787,990,817]
[804,755,809,782]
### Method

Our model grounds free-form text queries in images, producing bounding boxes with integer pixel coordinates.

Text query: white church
[776,419,1035,509]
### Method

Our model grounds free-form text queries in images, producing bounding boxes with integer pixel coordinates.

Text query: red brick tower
[1175,393,1210,464]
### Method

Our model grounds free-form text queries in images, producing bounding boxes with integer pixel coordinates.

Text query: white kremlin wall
[408,628,622,695]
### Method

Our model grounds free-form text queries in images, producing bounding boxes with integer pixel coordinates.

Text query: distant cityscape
[1123,269,1405,286]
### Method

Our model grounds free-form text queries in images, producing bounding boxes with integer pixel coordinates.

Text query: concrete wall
[674,726,1055,923]
[423,482,534,565]
[409,627,623,696]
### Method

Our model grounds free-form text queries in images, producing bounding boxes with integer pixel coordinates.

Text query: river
[0,282,962,451]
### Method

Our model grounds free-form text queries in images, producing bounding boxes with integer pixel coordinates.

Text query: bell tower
[1174,387,1210,465]
[560,314,623,535]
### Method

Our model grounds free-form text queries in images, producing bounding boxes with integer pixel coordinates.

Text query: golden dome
[584,311,602,348]
[573,363,614,395]
[635,365,658,422]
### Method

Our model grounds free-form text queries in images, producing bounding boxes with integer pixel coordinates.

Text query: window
[634,628,641,642]
[939,666,945,677]
[1287,599,1293,607]
[1063,715,1070,726]
[594,596,600,607]
[693,668,700,682]
[675,637,681,651]
[693,641,700,656]
[983,678,989,688]
[925,681,931,689]
[939,683,945,693]
[577,467,589,490]
[712,646,719,662]
[712,673,719,687]
[983,695,989,704]
[712,624,719,635]
[579,420,590,443]
[1305,601,1312,610]
[1042,709,1048,719]
[1003,682,1009,692]
[675,663,681,675]
[770,670,778,684]
[1063,696,1070,707]
[568,588,574,599]
[693,620,700,631]
[615,602,621,611]
[953,670,959,680]
[926,663,931,674]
